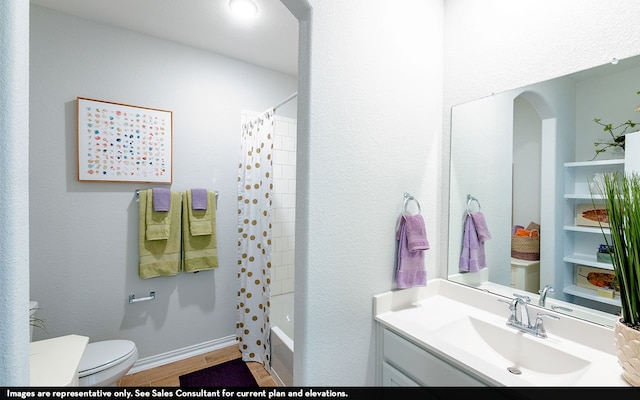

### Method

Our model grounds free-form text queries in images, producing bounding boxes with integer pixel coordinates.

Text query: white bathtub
[270,292,294,386]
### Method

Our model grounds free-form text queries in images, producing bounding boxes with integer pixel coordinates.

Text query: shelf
[563,254,614,270]
[564,285,621,307]
[564,159,624,168]
[562,158,624,312]
[564,194,606,200]
[563,225,610,235]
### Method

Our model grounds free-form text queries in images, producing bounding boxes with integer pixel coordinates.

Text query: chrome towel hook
[466,194,481,215]
[402,192,421,216]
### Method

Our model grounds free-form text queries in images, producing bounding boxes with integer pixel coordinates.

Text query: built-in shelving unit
[563,159,623,309]
[564,285,621,307]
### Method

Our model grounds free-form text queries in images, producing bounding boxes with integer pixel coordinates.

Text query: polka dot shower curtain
[237,110,274,368]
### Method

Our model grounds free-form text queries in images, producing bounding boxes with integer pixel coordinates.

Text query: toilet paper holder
[129,291,156,304]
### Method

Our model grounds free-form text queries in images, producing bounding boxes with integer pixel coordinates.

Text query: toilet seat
[78,340,137,378]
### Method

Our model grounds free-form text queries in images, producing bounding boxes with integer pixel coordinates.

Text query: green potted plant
[596,171,640,386]
[591,90,640,160]
[29,306,46,341]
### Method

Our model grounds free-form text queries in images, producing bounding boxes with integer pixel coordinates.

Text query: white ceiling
[30,0,299,76]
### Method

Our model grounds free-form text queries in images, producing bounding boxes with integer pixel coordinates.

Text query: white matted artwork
[77,97,173,183]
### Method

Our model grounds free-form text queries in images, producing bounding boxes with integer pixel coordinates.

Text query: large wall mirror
[448,54,640,327]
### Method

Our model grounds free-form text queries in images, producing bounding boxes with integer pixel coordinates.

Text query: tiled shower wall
[241,111,297,296]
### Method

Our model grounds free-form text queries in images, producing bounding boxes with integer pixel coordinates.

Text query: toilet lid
[78,340,137,377]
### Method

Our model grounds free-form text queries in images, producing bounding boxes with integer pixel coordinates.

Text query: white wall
[443,0,640,109]
[513,97,542,228]
[292,0,640,386]
[293,0,444,385]
[29,5,296,361]
[0,0,30,386]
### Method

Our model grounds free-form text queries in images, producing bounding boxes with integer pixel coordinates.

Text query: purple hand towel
[396,216,427,289]
[191,188,208,210]
[152,188,171,212]
[470,212,491,242]
[459,214,486,272]
[404,214,429,251]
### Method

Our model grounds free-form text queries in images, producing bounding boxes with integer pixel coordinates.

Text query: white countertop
[374,279,628,386]
[30,334,89,386]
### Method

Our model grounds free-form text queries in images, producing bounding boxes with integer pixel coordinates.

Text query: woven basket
[511,229,540,261]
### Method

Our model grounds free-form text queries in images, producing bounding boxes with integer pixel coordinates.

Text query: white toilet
[78,340,138,386]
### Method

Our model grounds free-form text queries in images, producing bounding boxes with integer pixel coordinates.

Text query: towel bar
[129,291,155,304]
[466,194,481,215]
[135,189,220,210]
[402,192,421,216]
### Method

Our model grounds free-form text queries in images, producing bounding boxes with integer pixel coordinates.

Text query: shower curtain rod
[247,92,297,126]
[272,92,297,111]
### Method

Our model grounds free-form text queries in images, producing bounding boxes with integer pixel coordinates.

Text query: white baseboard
[127,335,238,374]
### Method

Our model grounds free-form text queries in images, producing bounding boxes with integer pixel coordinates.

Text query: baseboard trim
[127,335,238,374]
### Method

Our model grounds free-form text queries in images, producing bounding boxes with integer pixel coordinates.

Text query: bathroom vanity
[30,334,88,386]
[380,326,485,386]
[374,279,627,386]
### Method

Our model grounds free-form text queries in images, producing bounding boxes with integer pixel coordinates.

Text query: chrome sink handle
[498,298,518,323]
[533,313,560,338]
[513,293,531,303]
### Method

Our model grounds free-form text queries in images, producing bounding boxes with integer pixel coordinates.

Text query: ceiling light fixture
[229,0,258,19]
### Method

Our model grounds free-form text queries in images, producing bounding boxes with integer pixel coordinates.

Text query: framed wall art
[77,97,173,183]
[575,203,609,228]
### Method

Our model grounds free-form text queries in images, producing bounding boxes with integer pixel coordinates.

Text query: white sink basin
[435,316,591,384]
[374,279,627,386]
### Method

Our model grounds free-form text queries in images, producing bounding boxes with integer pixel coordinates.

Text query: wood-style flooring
[117,344,279,387]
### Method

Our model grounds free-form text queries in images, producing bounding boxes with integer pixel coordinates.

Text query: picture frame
[575,264,619,294]
[77,97,173,183]
[575,203,609,228]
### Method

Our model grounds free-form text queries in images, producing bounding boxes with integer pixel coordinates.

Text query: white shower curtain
[237,110,274,367]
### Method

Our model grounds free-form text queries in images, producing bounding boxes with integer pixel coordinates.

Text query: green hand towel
[182,191,218,273]
[186,189,213,236]
[145,189,171,240]
[138,189,182,279]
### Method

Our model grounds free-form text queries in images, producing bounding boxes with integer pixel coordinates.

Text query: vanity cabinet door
[381,362,420,386]
[382,328,486,387]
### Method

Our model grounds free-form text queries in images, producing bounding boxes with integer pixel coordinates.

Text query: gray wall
[29,5,297,360]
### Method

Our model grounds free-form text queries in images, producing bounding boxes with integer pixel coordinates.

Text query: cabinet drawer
[383,328,486,386]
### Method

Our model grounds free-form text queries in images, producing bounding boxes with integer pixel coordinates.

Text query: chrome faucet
[538,284,554,307]
[499,297,531,326]
[498,297,559,338]
[509,297,531,327]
